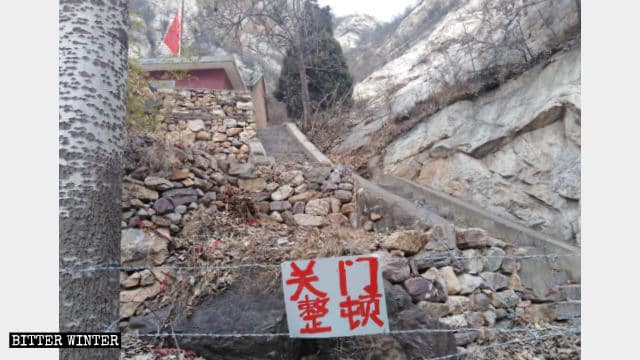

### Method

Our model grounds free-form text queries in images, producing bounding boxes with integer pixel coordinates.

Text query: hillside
[327,0,581,244]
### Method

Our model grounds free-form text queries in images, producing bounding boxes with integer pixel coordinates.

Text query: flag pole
[179,0,184,57]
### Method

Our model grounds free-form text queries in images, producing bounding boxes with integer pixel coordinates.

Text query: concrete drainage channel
[258,122,581,348]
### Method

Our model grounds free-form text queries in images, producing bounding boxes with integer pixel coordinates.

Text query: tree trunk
[59,1,128,359]
[296,46,312,129]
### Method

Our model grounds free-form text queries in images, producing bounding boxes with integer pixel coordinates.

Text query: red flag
[163,8,181,56]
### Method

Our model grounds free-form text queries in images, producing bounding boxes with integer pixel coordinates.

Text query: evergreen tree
[274,0,353,119]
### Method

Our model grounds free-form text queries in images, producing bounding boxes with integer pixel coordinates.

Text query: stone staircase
[257,125,313,163]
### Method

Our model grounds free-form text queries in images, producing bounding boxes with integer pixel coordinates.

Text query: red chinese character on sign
[297,294,332,334]
[338,257,385,330]
[286,260,332,334]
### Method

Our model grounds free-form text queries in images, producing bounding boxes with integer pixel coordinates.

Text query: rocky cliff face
[330,0,581,244]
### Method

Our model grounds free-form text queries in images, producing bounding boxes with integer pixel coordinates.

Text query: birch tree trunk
[59,1,128,359]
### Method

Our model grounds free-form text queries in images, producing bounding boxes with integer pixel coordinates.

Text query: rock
[187,119,205,131]
[370,212,382,221]
[200,192,217,206]
[226,128,243,136]
[508,273,525,291]
[127,270,294,358]
[457,228,491,248]
[333,190,353,203]
[381,255,411,283]
[165,212,182,224]
[421,268,448,303]
[440,266,461,295]
[469,293,491,311]
[291,174,305,187]
[418,301,449,319]
[270,211,283,223]
[485,247,506,272]
[196,130,212,140]
[555,301,580,320]
[480,272,508,290]
[153,198,175,215]
[440,314,467,329]
[341,203,355,215]
[223,118,237,128]
[139,269,155,286]
[120,283,162,318]
[238,178,266,192]
[212,132,227,142]
[270,201,292,212]
[121,229,169,266]
[271,185,294,201]
[403,277,435,302]
[363,220,374,231]
[122,272,141,288]
[462,249,487,274]
[305,198,330,216]
[292,201,306,214]
[425,223,457,251]
[446,296,470,315]
[265,182,279,192]
[293,214,324,227]
[289,191,319,203]
[228,163,255,178]
[465,311,485,328]
[169,168,190,181]
[413,250,462,271]
[454,331,478,346]
[491,290,521,308]
[382,230,428,255]
[321,181,338,192]
[457,274,484,294]
[123,181,158,201]
[501,256,518,274]
[151,215,172,227]
[236,101,253,110]
[524,303,555,323]
[144,176,174,191]
[327,213,348,225]
[175,205,187,214]
[162,188,199,206]
[329,197,342,213]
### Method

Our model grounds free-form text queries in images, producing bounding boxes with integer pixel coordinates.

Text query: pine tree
[274,0,353,120]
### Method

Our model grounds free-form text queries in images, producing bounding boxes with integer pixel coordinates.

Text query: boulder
[187,119,205,132]
[439,266,461,295]
[425,223,456,251]
[293,214,324,227]
[120,283,162,318]
[380,254,411,283]
[162,188,199,206]
[457,274,484,295]
[270,201,292,212]
[480,272,508,291]
[144,176,174,191]
[271,185,294,201]
[123,181,158,201]
[382,230,428,255]
[238,178,266,192]
[333,190,353,203]
[121,229,169,266]
[305,199,330,216]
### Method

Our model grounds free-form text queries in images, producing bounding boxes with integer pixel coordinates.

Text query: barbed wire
[119,324,579,338]
[60,252,580,274]
[428,327,581,360]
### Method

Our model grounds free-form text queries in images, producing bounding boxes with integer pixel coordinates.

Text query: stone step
[558,284,581,301]
[555,300,581,320]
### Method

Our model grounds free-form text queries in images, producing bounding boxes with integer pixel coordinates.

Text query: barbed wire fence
[61,250,581,359]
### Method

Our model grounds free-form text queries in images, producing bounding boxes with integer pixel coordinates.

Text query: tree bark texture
[59,0,128,359]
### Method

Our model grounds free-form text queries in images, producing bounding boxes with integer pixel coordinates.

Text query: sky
[317,0,420,22]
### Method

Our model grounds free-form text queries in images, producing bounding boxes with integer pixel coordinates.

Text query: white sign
[281,254,390,338]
